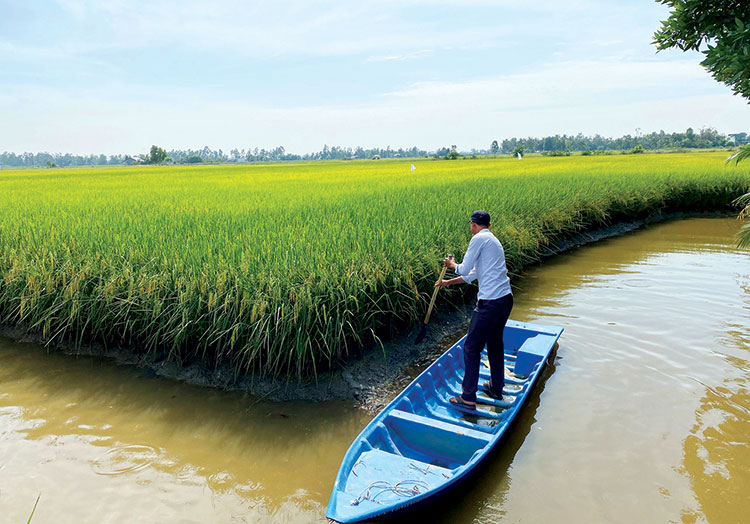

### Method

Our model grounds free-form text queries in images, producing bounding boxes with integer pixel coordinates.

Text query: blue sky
[2,0,750,155]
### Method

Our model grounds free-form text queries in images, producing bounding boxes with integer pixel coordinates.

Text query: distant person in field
[435,210,513,408]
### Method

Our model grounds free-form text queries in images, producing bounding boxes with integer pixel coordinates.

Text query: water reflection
[0,218,748,523]
[0,343,360,522]
[682,266,750,524]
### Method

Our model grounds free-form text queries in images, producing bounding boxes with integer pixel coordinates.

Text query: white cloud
[365,50,433,63]
[2,1,747,155]
[27,1,523,58]
[11,0,616,62]
[384,59,709,108]
[3,56,749,155]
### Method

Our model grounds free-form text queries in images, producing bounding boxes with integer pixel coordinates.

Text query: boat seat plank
[397,403,499,434]
[384,409,494,468]
[514,335,553,375]
[441,369,523,399]
[387,409,492,444]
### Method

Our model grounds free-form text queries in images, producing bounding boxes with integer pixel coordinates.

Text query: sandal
[482,380,503,399]
[449,395,476,409]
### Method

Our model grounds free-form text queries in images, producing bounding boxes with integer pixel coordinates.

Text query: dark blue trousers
[461,293,514,403]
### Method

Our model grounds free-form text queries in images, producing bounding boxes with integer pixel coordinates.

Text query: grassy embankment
[0,152,747,378]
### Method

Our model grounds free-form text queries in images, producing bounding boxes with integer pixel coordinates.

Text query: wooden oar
[414,254,453,344]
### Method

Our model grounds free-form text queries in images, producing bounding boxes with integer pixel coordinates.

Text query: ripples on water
[0,218,748,523]
[90,445,162,476]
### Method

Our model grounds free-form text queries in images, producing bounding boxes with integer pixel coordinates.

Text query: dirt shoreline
[0,211,735,409]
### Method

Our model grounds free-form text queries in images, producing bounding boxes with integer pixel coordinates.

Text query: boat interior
[329,322,560,519]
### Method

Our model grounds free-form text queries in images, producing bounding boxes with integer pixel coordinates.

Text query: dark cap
[470,210,490,226]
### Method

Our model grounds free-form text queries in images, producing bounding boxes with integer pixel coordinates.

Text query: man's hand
[434,279,450,289]
[443,256,456,270]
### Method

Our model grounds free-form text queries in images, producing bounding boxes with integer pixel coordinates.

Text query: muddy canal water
[1,218,748,523]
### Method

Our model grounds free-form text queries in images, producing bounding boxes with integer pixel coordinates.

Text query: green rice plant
[0,152,748,378]
[734,192,750,248]
[727,145,750,248]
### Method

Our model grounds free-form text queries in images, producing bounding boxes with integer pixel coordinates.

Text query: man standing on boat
[435,210,513,409]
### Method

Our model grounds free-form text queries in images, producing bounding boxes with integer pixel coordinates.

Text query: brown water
[1,218,748,523]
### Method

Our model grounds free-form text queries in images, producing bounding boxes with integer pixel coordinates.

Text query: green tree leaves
[149,145,168,164]
[653,0,750,100]
[654,1,750,248]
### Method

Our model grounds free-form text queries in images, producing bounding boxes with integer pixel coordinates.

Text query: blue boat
[326,319,563,523]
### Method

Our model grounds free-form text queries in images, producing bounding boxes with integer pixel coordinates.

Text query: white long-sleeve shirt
[454,228,512,300]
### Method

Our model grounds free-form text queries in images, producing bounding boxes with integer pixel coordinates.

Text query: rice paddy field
[1,152,748,378]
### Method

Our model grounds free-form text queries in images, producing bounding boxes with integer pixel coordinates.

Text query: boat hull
[326,319,563,523]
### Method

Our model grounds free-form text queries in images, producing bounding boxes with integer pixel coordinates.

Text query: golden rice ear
[738,223,750,249]
[734,193,750,214]
[2,153,745,381]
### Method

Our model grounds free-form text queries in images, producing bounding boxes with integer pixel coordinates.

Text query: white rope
[350,480,429,506]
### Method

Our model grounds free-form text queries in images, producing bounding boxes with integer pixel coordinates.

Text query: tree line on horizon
[0,144,428,168]
[0,127,745,168]
[495,127,742,156]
